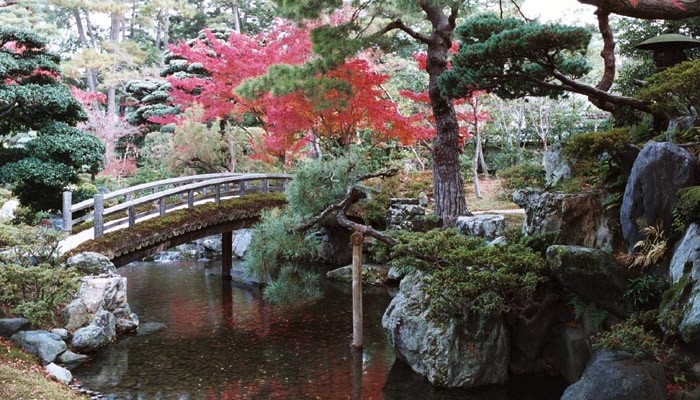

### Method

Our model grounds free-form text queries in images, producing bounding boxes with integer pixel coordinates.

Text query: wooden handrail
[69,172,245,213]
[62,173,291,238]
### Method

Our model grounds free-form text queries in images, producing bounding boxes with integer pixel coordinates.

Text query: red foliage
[156,20,312,125]
[261,59,431,154]
[162,19,428,162]
[70,86,107,105]
[399,46,493,149]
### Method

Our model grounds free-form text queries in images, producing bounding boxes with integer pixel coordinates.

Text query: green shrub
[624,275,667,309]
[0,264,81,327]
[519,231,561,257]
[637,60,700,118]
[593,315,661,359]
[244,208,318,282]
[675,186,700,223]
[385,229,548,322]
[563,129,630,161]
[497,163,546,190]
[561,129,632,191]
[0,224,62,267]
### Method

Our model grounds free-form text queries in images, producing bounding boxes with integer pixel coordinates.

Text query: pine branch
[379,19,431,45]
[293,168,399,246]
[335,186,397,246]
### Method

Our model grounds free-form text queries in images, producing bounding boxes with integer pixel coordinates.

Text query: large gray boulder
[547,245,631,316]
[63,272,137,333]
[621,141,698,253]
[0,199,19,222]
[543,145,572,187]
[78,275,128,315]
[548,326,591,383]
[62,298,90,331]
[670,223,700,283]
[11,330,67,364]
[561,350,666,400]
[455,214,506,240]
[514,190,611,250]
[71,310,116,353]
[232,228,254,259]
[65,252,118,275]
[315,225,353,266]
[664,223,700,347]
[0,317,30,337]
[45,362,73,384]
[382,271,509,388]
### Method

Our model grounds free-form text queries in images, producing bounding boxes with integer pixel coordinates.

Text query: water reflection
[73,261,392,399]
[73,261,566,400]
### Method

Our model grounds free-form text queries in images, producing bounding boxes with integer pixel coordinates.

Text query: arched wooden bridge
[59,173,291,275]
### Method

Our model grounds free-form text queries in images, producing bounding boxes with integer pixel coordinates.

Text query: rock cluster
[3,252,140,387]
[514,189,611,250]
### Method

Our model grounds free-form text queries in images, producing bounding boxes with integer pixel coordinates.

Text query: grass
[465,175,521,212]
[0,339,86,400]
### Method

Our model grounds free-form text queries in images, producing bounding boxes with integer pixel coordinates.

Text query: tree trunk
[423,5,469,225]
[578,0,700,20]
[232,0,241,33]
[73,9,97,92]
[472,133,482,199]
[84,10,97,48]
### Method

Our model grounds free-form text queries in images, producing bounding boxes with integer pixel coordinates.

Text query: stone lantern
[634,33,700,71]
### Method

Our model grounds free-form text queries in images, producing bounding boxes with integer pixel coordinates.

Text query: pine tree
[0,27,104,212]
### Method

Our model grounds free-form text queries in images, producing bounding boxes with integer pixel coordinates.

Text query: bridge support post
[222,231,233,280]
[62,191,72,233]
[351,231,364,348]
[94,194,104,238]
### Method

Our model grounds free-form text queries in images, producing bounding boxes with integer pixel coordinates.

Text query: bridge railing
[62,173,292,238]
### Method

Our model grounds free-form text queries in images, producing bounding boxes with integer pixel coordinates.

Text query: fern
[628,219,667,270]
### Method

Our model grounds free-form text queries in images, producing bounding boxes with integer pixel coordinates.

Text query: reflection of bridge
[59,173,292,275]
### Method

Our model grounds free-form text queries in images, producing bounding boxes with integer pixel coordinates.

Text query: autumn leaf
[629,0,640,7]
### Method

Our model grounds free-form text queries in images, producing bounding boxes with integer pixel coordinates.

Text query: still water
[72,261,566,400]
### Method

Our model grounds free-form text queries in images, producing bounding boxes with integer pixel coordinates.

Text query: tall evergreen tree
[0,27,104,212]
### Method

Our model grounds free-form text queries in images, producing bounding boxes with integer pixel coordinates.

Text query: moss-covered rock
[547,245,631,316]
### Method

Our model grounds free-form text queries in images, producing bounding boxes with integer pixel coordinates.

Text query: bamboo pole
[351,231,364,348]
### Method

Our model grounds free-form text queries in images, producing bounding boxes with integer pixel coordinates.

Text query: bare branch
[448,3,459,29]
[551,70,651,113]
[379,19,431,44]
[293,168,399,242]
[336,187,397,246]
[509,0,534,22]
[357,167,399,182]
[0,102,17,119]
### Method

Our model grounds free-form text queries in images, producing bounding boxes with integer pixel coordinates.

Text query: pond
[72,260,567,399]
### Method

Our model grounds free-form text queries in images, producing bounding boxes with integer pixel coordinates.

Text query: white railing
[62,173,292,238]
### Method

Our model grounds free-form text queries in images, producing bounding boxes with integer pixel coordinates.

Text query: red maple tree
[159,19,428,164]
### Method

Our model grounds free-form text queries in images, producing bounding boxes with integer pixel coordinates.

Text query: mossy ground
[0,338,86,400]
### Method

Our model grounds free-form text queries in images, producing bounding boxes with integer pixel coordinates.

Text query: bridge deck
[62,193,286,267]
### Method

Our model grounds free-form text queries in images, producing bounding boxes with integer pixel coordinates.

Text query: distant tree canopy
[0,27,104,212]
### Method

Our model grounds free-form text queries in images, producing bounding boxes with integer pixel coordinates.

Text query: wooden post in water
[222,231,233,280]
[351,231,364,348]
